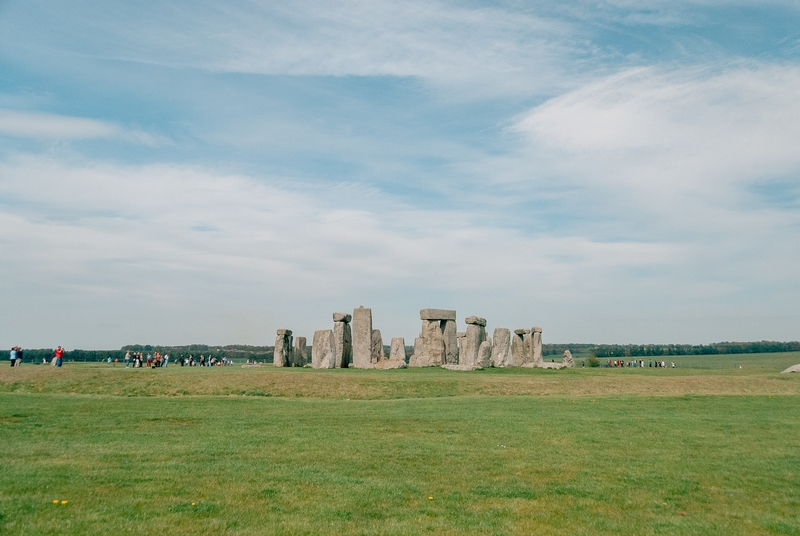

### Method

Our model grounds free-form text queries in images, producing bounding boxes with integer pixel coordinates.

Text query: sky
[1,0,800,349]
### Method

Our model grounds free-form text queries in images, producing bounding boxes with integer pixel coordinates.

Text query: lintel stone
[420,308,456,321]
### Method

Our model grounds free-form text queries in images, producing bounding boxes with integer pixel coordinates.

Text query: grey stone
[523,332,534,365]
[463,323,486,366]
[420,308,456,321]
[420,319,445,366]
[531,328,543,365]
[477,340,492,368]
[333,312,352,323]
[371,329,385,363]
[511,332,526,367]
[273,329,293,367]
[442,319,458,365]
[456,331,467,365]
[389,338,406,362]
[352,306,373,369]
[374,358,407,369]
[311,330,336,369]
[781,363,800,373]
[442,364,482,371]
[522,361,565,369]
[491,328,512,367]
[514,328,530,335]
[293,336,307,367]
[333,321,352,368]
[562,349,575,368]
[409,337,423,367]
[465,316,487,326]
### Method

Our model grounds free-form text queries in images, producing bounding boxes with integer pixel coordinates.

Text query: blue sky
[1,1,800,349]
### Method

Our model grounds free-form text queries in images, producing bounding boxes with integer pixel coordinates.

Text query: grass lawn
[1,353,799,535]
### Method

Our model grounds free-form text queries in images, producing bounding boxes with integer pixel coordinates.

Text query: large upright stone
[420,308,457,321]
[293,336,307,367]
[273,329,293,367]
[477,340,492,368]
[562,349,575,368]
[442,320,458,364]
[333,313,352,369]
[456,332,467,364]
[390,338,406,362]
[312,330,336,369]
[491,328,512,367]
[512,330,528,366]
[462,317,487,366]
[371,330,385,363]
[531,327,543,365]
[409,337,424,367]
[352,306,373,369]
[421,320,445,366]
[523,332,534,365]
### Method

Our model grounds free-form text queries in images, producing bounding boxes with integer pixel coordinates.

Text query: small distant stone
[781,363,800,373]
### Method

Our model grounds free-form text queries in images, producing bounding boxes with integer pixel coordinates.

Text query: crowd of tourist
[604,359,675,368]
[123,351,234,368]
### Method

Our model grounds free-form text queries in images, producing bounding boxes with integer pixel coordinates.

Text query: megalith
[371,329,385,363]
[477,340,492,368]
[462,316,487,366]
[333,312,352,368]
[512,329,529,366]
[420,320,444,366]
[562,349,575,368]
[532,327,543,365]
[389,337,406,362]
[312,330,336,369]
[273,329,293,367]
[491,328,512,367]
[409,337,424,367]
[352,306,374,369]
[293,336,307,367]
[456,332,467,364]
[417,309,457,366]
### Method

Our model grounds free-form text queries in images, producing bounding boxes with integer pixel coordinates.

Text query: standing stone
[312,330,336,369]
[523,332,534,365]
[273,329,293,367]
[409,337,424,367]
[456,332,467,364]
[371,329,385,363]
[333,313,352,368]
[441,320,458,365]
[421,320,445,366]
[532,327,543,365]
[462,316,487,366]
[293,336,307,367]
[491,328,512,367]
[352,306,373,369]
[477,340,492,368]
[562,349,575,368]
[390,338,406,362]
[512,329,528,366]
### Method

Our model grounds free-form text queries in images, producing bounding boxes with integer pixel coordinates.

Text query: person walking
[15,347,23,366]
[125,351,131,368]
[10,346,17,367]
[54,346,64,367]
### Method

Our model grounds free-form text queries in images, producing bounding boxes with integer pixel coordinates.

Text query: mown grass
[0,353,799,535]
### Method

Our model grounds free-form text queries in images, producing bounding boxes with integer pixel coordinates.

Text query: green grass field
[1,353,799,535]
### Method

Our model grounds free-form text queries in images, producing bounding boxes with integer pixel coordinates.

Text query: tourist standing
[125,351,131,368]
[16,347,23,366]
[10,347,17,367]
[54,346,64,367]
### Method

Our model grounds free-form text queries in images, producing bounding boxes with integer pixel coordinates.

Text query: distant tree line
[543,341,800,358]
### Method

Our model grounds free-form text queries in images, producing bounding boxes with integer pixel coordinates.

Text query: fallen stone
[522,362,566,369]
[371,329,385,363]
[477,340,492,368]
[333,312,352,323]
[312,330,336,369]
[491,328,512,367]
[374,358,407,369]
[781,363,800,373]
[333,321,352,368]
[389,337,406,362]
[465,316,487,326]
[241,364,264,368]
[352,306,374,369]
[420,308,457,321]
[442,364,482,371]
[293,336,308,367]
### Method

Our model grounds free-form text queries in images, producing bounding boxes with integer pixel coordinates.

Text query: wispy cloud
[0,110,164,144]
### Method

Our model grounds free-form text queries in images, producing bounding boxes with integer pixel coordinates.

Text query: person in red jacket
[54,346,64,367]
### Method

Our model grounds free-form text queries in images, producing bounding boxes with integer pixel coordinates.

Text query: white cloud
[0,110,163,144]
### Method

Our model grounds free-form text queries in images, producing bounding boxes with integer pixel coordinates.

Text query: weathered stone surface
[374,358,407,369]
[463,324,486,366]
[523,332,534,365]
[293,336,308,367]
[491,328,512,367]
[562,349,575,368]
[371,329,385,363]
[312,330,336,369]
[477,340,492,368]
[511,332,526,367]
[389,337,406,362]
[442,364,482,371]
[273,329,293,367]
[514,328,530,335]
[333,312,352,323]
[420,308,456,321]
[456,331,467,365]
[333,321,352,368]
[465,316,487,326]
[781,363,800,373]
[409,337,424,367]
[241,364,264,368]
[420,320,444,367]
[352,306,373,369]
[442,320,458,365]
[522,361,565,369]
[531,327,543,365]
